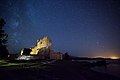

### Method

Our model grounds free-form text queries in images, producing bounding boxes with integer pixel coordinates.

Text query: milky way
[0,0,120,57]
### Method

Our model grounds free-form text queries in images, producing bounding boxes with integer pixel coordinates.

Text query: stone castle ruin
[19,36,62,60]
[30,36,51,55]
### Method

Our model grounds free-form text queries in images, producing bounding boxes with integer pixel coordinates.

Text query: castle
[30,36,52,55]
[19,36,62,60]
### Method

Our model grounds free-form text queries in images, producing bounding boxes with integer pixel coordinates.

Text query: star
[96,41,100,45]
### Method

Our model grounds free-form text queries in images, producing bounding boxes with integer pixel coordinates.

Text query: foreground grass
[0,59,48,69]
[0,59,27,67]
[1,60,24,66]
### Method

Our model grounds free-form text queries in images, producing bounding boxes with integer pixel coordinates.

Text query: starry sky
[0,0,120,57]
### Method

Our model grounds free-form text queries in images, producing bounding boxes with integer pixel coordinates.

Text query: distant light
[94,56,119,59]
[110,57,119,59]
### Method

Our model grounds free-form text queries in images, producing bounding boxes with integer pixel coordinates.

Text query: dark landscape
[0,59,120,80]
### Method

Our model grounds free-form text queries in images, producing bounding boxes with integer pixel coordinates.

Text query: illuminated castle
[20,36,62,60]
[30,36,52,55]
[20,36,52,55]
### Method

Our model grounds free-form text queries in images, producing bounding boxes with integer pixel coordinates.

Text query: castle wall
[30,36,52,55]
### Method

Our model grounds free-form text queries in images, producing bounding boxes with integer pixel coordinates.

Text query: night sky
[0,0,120,57]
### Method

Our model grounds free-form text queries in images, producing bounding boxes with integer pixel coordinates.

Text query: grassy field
[0,59,23,67]
[0,59,31,67]
[0,59,49,69]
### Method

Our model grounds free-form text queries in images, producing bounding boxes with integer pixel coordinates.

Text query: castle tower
[37,36,52,49]
[30,36,52,55]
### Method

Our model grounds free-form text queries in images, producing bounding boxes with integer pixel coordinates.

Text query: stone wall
[30,36,52,55]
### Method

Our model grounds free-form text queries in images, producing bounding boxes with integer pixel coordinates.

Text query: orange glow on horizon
[94,56,119,59]
[110,57,119,59]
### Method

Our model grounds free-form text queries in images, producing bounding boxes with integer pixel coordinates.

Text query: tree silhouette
[0,18,9,58]
[64,52,70,60]
[0,18,6,29]
[22,48,32,55]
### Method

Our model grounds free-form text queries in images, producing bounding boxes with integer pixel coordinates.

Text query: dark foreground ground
[0,60,120,80]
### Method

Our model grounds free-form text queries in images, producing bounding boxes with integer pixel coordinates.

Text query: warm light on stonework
[20,36,52,55]
[30,36,52,55]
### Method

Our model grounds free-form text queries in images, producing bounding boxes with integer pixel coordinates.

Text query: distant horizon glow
[93,54,120,59]
[110,57,119,59]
